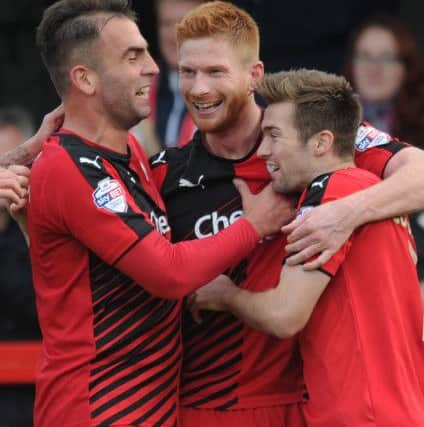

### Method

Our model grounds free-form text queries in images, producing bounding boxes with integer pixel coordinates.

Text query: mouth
[192,100,223,114]
[136,86,150,99]
[266,162,280,174]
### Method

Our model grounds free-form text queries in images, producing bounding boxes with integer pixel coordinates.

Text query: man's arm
[0,104,64,167]
[191,264,330,338]
[283,146,424,269]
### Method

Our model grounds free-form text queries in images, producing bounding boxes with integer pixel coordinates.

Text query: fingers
[282,216,311,243]
[285,235,320,254]
[284,243,322,267]
[8,165,31,178]
[302,250,333,271]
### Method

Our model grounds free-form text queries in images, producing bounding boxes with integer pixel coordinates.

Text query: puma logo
[151,150,167,166]
[79,155,102,170]
[311,175,329,189]
[179,175,205,189]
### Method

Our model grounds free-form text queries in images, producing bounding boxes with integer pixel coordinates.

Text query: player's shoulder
[355,121,408,152]
[149,137,199,170]
[300,168,379,209]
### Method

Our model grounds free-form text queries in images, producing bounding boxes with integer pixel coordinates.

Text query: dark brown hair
[36,0,137,97]
[258,69,362,158]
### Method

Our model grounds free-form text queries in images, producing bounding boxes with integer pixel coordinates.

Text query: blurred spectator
[346,16,424,145]
[232,0,400,73]
[0,106,39,427]
[345,17,424,283]
[133,0,203,155]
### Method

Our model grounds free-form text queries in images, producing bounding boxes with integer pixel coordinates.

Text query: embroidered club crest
[93,177,128,213]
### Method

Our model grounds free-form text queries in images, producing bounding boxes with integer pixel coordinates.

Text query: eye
[180,68,194,77]
[210,69,223,76]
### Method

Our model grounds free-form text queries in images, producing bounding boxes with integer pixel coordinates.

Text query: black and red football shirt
[150,122,411,412]
[28,130,259,427]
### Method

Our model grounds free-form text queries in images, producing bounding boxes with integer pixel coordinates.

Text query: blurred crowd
[0,1,423,426]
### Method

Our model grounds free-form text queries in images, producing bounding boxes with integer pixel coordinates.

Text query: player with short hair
[150,2,424,427]
[28,1,290,426]
[192,68,424,426]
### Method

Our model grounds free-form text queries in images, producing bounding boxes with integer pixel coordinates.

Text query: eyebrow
[262,125,280,133]
[122,46,147,59]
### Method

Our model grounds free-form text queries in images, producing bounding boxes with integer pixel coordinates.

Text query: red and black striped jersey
[28,130,259,427]
[296,168,424,427]
[150,122,410,411]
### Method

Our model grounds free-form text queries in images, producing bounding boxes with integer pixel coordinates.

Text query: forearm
[0,136,38,167]
[224,287,291,337]
[117,218,259,299]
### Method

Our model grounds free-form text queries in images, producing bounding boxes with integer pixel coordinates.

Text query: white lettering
[194,210,243,239]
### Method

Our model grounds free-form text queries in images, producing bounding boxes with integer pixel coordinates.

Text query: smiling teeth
[194,101,221,110]
[267,163,279,173]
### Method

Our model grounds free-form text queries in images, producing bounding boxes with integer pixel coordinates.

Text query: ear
[248,60,265,93]
[69,65,98,96]
[313,130,334,156]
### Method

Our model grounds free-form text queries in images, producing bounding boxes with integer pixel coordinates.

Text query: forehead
[263,102,296,128]
[178,37,243,68]
[356,27,398,52]
[99,16,147,51]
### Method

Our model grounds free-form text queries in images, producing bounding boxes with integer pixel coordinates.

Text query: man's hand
[237,179,295,238]
[0,165,29,207]
[0,104,64,167]
[188,275,239,323]
[282,198,355,270]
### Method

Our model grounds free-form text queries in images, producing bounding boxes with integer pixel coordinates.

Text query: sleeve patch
[93,177,128,213]
[355,124,392,152]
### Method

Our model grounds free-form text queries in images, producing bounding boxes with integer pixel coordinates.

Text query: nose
[143,51,160,76]
[257,135,271,159]
[190,73,210,97]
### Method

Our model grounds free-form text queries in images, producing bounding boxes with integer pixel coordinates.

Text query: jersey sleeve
[295,170,380,277]
[354,122,410,178]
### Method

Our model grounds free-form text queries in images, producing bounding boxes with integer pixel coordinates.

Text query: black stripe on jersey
[182,353,242,385]
[90,333,181,403]
[183,324,242,368]
[300,172,334,209]
[57,133,154,241]
[214,397,238,411]
[187,383,239,408]
[94,291,159,339]
[132,388,177,425]
[183,311,240,346]
[150,402,177,427]
[90,316,180,384]
[180,370,240,399]
[186,339,242,372]
[92,364,180,423]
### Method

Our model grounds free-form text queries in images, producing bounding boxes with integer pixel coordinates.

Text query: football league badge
[93,177,128,213]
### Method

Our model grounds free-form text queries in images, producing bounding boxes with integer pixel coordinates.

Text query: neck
[203,98,262,160]
[306,157,355,187]
[63,98,129,154]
